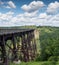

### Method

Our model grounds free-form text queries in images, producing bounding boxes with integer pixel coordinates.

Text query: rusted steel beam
[1,36,8,65]
[0,29,36,64]
[27,30,37,61]
[12,34,18,61]
[21,33,27,62]
[31,31,37,59]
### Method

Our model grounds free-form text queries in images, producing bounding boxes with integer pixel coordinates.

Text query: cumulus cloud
[0,1,4,5]
[7,1,16,8]
[0,0,59,27]
[17,10,38,17]
[21,1,45,12]
[0,11,59,27]
[0,1,16,9]
[39,13,47,19]
[0,11,14,23]
[47,1,59,14]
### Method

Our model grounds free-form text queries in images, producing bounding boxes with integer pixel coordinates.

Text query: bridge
[0,28,37,65]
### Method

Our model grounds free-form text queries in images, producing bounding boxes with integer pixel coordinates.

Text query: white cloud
[17,10,38,17]
[0,1,16,9]
[39,13,47,19]
[21,1,45,12]
[0,11,14,22]
[7,1,16,8]
[0,1,59,27]
[47,1,59,14]
[4,6,11,9]
[0,1,4,5]
[0,11,59,27]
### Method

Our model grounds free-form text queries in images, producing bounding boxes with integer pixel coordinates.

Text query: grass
[9,61,45,65]
[9,61,59,65]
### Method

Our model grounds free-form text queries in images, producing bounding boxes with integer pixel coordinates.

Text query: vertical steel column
[31,31,37,59]
[21,32,30,62]
[1,36,8,65]
[27,32,33,61]
[25,33,29,61]
[27,30,37,61]
[21,33,27,62]
[12,35,18,61]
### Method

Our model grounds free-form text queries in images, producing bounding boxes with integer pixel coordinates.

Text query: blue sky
[0,0,59,27]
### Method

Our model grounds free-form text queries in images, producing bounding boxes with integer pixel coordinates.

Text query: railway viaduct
[0,28,37,65]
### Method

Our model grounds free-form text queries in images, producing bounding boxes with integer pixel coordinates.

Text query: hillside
[36,26,59,61]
